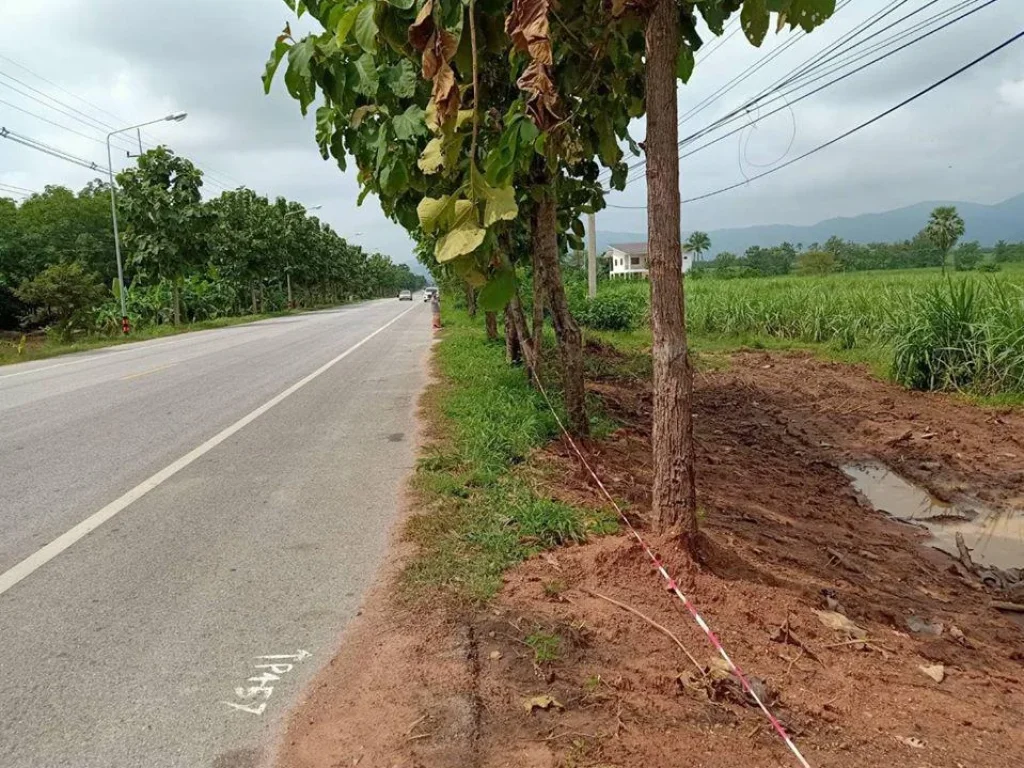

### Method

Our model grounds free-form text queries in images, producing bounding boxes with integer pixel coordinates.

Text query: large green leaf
[436,222,486,263]
[379,157,409,196]
[417,195,451,233]
[676,44,695,84]
[262,38,290,94]
[787,0,836,32]
[315,105,336,159]
[333,3,363,44]
[697,0,728,34]
[483,185,517,227]
[392,105,427,141]
[741,0,770,47]
[353,1,378,54]
[385,0,416,9]
[384,60,417,98]
[469,164,517,227]
[284,37,317,115]
[417,137,444,174]
[477,268,516,311]
[353,53,379,97]
[595,115,622,167]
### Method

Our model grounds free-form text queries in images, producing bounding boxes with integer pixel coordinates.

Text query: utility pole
[587,212,597,300]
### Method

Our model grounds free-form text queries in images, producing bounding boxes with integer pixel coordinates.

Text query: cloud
[998,78,1024,109]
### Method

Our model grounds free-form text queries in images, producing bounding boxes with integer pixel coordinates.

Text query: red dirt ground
[275,349,1024,768]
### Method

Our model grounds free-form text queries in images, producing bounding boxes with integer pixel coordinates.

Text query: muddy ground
[275,349,1024,768]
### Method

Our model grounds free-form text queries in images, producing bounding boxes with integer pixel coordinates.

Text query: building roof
[608,242,648,255]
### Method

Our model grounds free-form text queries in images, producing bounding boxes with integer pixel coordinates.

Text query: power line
[0,182,37,199]
[674,0,996,164]
[0,78,140,155]
[605,28,1023,209]
[0,56,246,190]
[0,97,117,149]
[616,0,997,188]
[0,127,111,174]
[679,0,955,152]
[599,0,858,185]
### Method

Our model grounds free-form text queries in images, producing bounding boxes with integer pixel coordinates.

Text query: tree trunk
[485,311,498,341]
[172,280,182,326]
[533,197,588,436]
[646,0,697,542]
[465,283,477,317]
[508,292,537,377]
[530,244,546,364]
[251,282,259,314]
[505,308,522,365]
[287,272,293,308]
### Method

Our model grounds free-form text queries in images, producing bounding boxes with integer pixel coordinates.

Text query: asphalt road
[0,298,432,767]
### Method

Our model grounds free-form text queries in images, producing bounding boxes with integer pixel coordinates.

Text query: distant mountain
[598,193,1024,257]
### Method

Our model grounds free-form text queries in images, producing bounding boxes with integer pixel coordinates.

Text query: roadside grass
[404,309,617,604]
[0,309,299,367]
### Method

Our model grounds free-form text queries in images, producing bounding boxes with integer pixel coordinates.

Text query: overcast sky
[1,0,1022,266]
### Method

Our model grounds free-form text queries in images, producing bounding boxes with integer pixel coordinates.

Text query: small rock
[906,615,943,637]
[489,650,502,661]
[523,694,563,713]
[949,625,968,645]
[919,664,945,683]
[895,735,925,749]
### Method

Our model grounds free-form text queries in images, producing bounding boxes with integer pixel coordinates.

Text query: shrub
[15,261,103,340]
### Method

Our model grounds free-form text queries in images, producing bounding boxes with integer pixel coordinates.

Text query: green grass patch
[571,268,1024,398]
[404,309,617,604]
[525,630,562,663]
[0,309,298,367]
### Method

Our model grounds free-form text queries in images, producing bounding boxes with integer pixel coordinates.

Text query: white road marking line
[0,303,422,597]
[120,362,177,381]
[0,335,199,381]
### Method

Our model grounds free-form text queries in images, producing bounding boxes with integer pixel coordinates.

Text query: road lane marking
[0,335,200,381]
[120,363,177,381]
[0,302,422,597]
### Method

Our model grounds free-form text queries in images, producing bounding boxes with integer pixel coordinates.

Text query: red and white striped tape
[533,380,812,768]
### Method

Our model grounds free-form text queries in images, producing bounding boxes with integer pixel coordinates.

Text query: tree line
[0,147,424,338]
[264,0,840,551]
[690,206,1024,279]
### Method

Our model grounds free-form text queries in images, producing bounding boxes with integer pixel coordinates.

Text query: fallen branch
[991,600,1024,613]
[955,532,976,571]
[581,588,704,676]
[826,546,864,575]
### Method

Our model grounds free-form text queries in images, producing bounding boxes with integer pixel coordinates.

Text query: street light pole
[106,112,188,334]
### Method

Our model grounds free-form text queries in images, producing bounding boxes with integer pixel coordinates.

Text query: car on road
[423,287,438,302]
[398,289,413,301]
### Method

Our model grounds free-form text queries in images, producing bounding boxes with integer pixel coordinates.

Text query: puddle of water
[843,462,1024,571]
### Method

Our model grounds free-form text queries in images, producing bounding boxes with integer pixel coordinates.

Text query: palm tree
[925,206,965,274]
[685,231,711,262]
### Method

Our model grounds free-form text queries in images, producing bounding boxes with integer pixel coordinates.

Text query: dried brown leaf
[409,0,435,52]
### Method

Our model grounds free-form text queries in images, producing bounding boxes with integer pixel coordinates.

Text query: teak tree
[116,147,210,325]
[264,0,838,544]
[624,0,837,543]
[263,0,643,435]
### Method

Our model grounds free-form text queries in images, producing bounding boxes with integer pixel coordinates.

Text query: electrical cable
[618,0,997,187]
[604,28,1023,209]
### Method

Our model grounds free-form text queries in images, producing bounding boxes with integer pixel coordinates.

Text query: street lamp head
[165,112,188,123]
[307,205,323,212]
